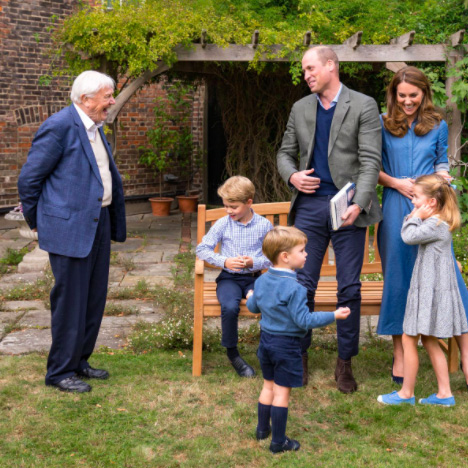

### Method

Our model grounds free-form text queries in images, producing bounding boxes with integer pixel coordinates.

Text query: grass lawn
[1,338,468,468]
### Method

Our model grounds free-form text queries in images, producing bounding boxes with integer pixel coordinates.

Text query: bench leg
[192,275,204,376]
[447,337,459,374]
[438,338,459,374]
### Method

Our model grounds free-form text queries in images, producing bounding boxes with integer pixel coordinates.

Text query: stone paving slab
[109,267,126,283]
[111,238,146,252]
[105,299,159,314]
[19,310,51,328]
[0,271,45,288]
[124,252,164,264]
[2,300,45,310]
[0,311,21,336]
[119,275,174,288]
[127,264,174,276]
[0,328,51,354]
[0,239,34,257]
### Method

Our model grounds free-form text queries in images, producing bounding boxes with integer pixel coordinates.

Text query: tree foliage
[55,0,468,81]
[53,0,468,202]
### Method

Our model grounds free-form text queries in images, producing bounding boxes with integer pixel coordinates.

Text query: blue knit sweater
[246,268,335,337]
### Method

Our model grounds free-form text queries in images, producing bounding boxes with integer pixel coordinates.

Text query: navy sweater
[308,104,339,196]
[246,268,335,337]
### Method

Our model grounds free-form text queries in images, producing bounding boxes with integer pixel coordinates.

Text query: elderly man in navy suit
[18,70,126,393]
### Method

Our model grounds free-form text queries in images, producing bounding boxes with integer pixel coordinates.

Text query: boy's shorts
[257,330,303,388]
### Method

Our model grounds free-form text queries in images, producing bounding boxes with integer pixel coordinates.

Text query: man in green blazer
[277,46,382,393]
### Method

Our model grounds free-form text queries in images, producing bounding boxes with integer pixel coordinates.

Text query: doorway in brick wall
[207,84,227,205]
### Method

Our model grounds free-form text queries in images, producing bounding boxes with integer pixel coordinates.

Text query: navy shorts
[257,331,303,388]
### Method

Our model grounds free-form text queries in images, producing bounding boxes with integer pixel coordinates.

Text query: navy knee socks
[271,406,288,444]
[257,402,271,432]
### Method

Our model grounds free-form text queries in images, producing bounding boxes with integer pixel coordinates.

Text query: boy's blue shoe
[418,394,455,407]
[377,390,415,405]
[270,436,300,454]
[256,427,271,440]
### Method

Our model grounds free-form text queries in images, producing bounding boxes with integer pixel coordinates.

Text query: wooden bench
[192,202,458,376]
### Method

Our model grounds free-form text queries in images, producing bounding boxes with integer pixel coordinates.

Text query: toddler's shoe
[256,426,271,440]
[377,390,415,405]
[269,436,300,454]
[418,394,455,407]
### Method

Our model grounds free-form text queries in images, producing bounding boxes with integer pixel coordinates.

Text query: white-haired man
[18,71,126,393]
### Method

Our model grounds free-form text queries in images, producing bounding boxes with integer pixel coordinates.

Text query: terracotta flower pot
[149,197,174,217]
[176,195,199,213]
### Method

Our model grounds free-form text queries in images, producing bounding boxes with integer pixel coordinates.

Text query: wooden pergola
[106,29,467,163]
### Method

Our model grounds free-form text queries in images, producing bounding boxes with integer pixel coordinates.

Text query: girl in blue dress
[376,66,468,386]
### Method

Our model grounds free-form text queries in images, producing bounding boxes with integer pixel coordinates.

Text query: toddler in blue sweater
[246,226,350,454]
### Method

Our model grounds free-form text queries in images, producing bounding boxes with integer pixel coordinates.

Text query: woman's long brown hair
[383,66,442,138]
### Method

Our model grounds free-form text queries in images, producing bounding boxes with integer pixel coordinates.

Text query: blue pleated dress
[376,118,468,335]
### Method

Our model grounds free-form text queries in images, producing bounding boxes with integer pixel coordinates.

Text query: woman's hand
[393,178,415,199]
[436,170,452,181]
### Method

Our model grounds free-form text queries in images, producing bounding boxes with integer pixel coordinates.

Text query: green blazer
[277,84,383,227]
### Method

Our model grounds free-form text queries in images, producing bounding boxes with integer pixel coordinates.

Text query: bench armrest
[195,257,205,276]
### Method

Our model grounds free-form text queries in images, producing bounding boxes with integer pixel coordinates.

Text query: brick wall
[0,0,206,210]
[114,79,206,199]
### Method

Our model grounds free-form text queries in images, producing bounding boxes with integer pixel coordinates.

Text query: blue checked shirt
[196,210,273,273]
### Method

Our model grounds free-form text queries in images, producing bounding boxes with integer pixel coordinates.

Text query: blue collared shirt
[316,83,343,109]
[196,210,273,273]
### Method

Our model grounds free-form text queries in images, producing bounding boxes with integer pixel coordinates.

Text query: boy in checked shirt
[196,176,272,377]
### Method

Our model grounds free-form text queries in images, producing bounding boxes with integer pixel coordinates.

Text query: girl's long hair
[415,174,460,231]
[383,66,442,138]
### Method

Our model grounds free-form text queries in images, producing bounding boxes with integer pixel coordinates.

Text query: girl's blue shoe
[418,394,455,407]
[377,390,415,405]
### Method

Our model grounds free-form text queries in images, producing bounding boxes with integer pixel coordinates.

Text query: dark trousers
[216,270,259,348]
[45,207,111,385]
[294,195,366,360]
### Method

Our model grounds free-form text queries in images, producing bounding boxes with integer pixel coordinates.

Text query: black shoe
[230,356,256,378]
[48,376,91,393]
[77,367,109,380]
[269,436,301,454]
[256,427,271,440]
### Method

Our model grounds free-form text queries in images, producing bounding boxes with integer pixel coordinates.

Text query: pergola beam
[174,43,453,62]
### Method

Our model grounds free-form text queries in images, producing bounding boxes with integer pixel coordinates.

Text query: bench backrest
[196,202,381,276]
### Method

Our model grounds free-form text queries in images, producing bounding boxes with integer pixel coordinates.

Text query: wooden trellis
[106,29,467,162]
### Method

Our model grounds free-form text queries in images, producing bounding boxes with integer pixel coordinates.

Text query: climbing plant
[51,0,468,202]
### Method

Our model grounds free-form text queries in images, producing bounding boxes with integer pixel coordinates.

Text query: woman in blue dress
[376,66,468,385]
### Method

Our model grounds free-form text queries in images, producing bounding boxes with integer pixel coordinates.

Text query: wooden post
[390,31,415,49]
[385,62,407,73]
[343,31,362,50]
[201,29,207,49]
[446,30,465,166]
[252,30,259,49]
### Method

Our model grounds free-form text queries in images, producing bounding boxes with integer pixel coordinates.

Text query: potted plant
[175,121,202,213]
[139,96,177,216]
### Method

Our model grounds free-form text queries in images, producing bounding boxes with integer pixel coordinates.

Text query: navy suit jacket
[18,104,126,258]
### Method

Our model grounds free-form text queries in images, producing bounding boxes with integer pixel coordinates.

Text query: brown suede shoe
[302,352,309,387]
[335,357,357,393]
